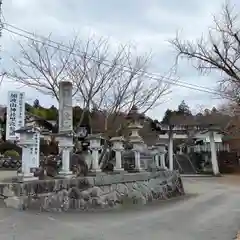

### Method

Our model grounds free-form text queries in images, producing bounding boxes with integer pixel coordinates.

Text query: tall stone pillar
[168,133,174,171]
[155,143,167,169]
[88,134,102,173]
[160,153,166,169]
[59,81,73,133]
[58,81,73,177]
[110,136,124,172]
[209,131,220,175]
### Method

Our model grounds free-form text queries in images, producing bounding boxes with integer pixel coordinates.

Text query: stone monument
[58,81,74,177]
[16,126,40,181]
[149,146,160,168]
[87,134,103,173]
[155,142,167,169]
[126,106,145,171]
[110,136,125,172]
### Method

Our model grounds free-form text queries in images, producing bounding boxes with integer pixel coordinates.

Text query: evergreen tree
[161,109,173,124]
[177,100,191,115]
[33,99,40,108]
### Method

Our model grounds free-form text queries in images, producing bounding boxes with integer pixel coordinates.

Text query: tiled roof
[162,113,231,130]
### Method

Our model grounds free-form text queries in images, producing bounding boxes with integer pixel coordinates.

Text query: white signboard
[6,91,25,141]
[29,132,40,169]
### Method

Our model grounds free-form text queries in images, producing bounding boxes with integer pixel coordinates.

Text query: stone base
[58,171,74,179]
[23,177,38,182]
[90,169,102,174]
[160,166,168,170]
[4,196,23,210]
[114,168,126,174]
[17,173,38,182]
[135,168,145,172]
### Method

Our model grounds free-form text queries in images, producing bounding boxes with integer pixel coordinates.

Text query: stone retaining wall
[0,170,184,211]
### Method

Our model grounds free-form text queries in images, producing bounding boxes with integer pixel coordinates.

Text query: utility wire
[3,27,223,95]
[1,22,234,99]
[3,22,218,92]
[0,0,6,86]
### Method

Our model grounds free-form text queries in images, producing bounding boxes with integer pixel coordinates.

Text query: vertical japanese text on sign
[29,132,40,168]
[18,93,24,128]
[6,91,25,141]
[9,93,17,137]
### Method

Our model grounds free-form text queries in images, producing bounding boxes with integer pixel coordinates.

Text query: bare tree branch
[64,37,171,134]
[6,35,78,101]
[6,33,171,137]
[169,3,240,103]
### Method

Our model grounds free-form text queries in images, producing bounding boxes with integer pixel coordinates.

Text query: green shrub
[4,150,20,158]
[0,141,22,154]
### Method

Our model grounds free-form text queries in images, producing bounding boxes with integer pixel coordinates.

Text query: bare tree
[170,3,240,103]
[65,40,171,166]
[65,38,171,134]
[89,48,170,135]
[66,37,129,131]
[6,34,171,135]
[7,35,79,101]
[218,101,240,116]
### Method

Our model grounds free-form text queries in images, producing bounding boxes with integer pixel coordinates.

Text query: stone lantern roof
[50,132,74,138]
[15,126,40,134]
[126,105,145,122]
[160,112,231,133]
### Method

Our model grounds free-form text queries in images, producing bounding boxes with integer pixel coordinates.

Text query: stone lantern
[110,136,125,172]
[155,142,167,169]
[87,134,103,172]
[55,132,74,177]
[149,146,160,168]
[126,105,145,171]
[15,126,40,181]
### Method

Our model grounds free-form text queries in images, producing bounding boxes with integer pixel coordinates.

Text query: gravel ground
[0,175,239,239]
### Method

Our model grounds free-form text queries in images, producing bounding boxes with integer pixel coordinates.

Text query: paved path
[0,176,239,239]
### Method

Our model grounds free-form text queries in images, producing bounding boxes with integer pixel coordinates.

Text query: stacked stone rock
[1,170,184,211]
[40,171,184,211]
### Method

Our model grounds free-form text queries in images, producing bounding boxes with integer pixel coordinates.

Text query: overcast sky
[1,0,238,120]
